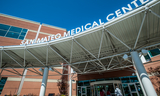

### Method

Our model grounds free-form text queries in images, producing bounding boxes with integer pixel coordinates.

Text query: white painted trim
[7,77,60,82]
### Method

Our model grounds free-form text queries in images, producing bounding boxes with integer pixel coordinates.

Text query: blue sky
[0,0,144,31]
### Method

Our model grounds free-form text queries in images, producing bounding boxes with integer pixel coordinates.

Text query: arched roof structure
[0,0,160,74]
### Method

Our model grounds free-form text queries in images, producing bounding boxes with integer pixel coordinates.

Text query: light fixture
[39,68,44,72]
[123,54,128,60]
[141,49,148,56]
[49,67,54,71]
[132,73,135,76]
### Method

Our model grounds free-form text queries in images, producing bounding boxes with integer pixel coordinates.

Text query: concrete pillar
[17,69,27,96]
[39,67,49,96]
[131,51,157,96]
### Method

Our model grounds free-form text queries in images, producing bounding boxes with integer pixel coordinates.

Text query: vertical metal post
[17,68,28,96]
[39,67,49,96]
[69,66,72,96]
[131,51,157,96]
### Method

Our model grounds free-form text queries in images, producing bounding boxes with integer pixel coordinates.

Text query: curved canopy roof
[1,0,160,74]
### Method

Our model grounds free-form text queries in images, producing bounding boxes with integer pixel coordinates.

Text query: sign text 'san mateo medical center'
[21,0,150,45]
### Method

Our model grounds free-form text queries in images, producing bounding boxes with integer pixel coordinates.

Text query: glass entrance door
[91,80,123,96]
[128,83,139,96]
[81,86,87,96]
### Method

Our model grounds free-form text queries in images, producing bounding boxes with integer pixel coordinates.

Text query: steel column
[17,69,28,96]
[39,67,49,96]
[69,66,72,96]
[131,51,157,96]
[135,71,147,96]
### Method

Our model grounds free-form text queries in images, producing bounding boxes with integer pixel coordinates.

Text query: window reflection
[0,23,28,40]
[0,77,7,94]
[121,77,130,83]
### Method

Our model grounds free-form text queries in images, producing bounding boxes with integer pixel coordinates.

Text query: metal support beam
[83,62,88,72]
[46,45,48,65]
[27,69,42,76]
[98,31,104,58]
[105,32,116,53]
[150,9,160,18]
[3,51,24,68]
[71,65,82,73]
[49,46,69,63]
[131,51,157,96]
[74,39,106,70]
[105,29,131,49]
[12,68,22,76]
[70,39,73,63]
[3,69,21,76]
[17,68,27,96]
[107,57,114,69]
[32,68,43,75]
[52,68,62,75]
[26,49,45,66]
[134,12,147,49]
[49,46,82,73]
[39,67,49,96]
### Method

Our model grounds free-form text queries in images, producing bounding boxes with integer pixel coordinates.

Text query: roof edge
[0,13,40,25]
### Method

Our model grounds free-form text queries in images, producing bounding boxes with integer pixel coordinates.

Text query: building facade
[0,8,160,96]
[0,13,68,96]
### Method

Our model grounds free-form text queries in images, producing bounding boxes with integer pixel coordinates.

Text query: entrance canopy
[0,0,160,74]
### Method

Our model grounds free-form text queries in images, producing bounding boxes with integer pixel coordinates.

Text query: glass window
[78,81,83,86]
[113,77,120,80]
[149,49,160,57]
[130,76,138,83]
[121,76,130,83]
[144,54,151,61]
[105,78,113,80]
[20,32,27,36]
[10,26,22,33]
[0,77,7,94]
[19,36,25,40]
[0,30,7,36]
[0,23,28,40]
[22,29,28,33]
[96,79,105,81]
[90,79,96,82]
[0,24,10,30]
[6,32,19,38]
[83,80,90,86]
